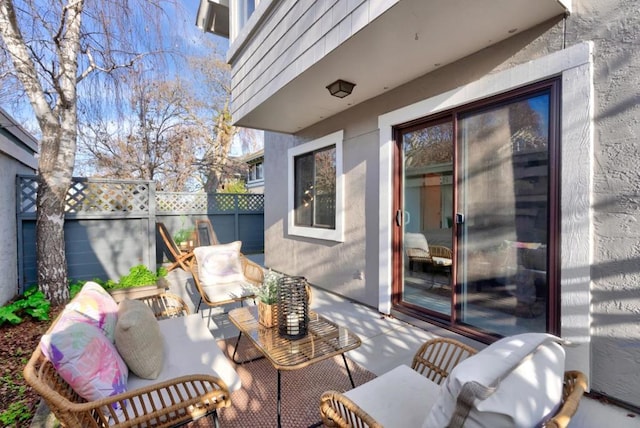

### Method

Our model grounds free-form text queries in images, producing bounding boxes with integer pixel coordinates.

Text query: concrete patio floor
[166,255,640,428]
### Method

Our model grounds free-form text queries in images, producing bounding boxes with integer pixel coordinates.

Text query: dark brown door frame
[390,77,562,342]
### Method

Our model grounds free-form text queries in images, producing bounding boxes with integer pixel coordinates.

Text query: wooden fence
[16,176,264,291]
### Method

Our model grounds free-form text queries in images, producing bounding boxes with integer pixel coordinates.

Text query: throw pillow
[40,322,128,412]
[423,333,565,428]
[115,299,164,379]
[194,241,244,286]
[65,281,119,341]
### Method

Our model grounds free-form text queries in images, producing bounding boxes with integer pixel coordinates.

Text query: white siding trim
[288,130,344,242]
[378,41,593,376]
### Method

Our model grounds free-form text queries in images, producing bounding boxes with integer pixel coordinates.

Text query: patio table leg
[230,331,265,364]
[342,353,356,388]
[277,369,282,428]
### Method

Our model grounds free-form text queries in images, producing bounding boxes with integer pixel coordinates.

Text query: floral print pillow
[40,321,128,411]
[65,281,118,341]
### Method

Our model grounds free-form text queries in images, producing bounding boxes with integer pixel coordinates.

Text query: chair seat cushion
[127,314,241,393]
[423,333,565,428]
[432,257,452,266]
[201,281,255,304]
[344,364,440,428]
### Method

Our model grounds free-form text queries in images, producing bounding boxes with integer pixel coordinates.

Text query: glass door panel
[457,93,550,336]
[402,122,454,316]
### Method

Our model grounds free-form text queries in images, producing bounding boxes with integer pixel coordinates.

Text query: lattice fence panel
[18,177,151,214]
[156,193,207,213]
[19,176,38,213]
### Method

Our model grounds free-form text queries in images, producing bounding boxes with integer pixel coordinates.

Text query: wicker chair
[190,252,264,313]
[24,292,233,428]
[404,233,452,273]
[320,338,587,428]
[157,222,195,272]
[195,219,220,246]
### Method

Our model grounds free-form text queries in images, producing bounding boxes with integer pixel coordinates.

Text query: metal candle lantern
[277,276,309,340]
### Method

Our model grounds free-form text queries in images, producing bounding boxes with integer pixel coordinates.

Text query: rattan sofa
[320,336,587,428]
[24,291,239,428]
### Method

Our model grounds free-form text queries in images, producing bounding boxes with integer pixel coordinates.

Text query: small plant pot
[257,301,278,328]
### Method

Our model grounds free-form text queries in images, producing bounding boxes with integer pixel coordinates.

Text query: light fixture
[326,79,355,98]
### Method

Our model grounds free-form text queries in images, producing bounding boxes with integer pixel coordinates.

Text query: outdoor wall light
[326,79,355,98]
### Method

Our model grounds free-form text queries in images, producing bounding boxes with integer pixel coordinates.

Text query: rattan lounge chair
[190,250,264,313]
[320,337,587,428]
[157,222,195,272]
[24,292,233,428]
[405,233,452,273]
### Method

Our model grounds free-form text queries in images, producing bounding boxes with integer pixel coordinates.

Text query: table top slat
[228,306,361,370]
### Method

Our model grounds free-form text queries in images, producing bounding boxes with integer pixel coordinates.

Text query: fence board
[17,176,264,291]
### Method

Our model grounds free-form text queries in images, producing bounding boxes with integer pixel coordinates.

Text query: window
[248,161,263,183]
[288,131,344,241]
[232,0,257,40]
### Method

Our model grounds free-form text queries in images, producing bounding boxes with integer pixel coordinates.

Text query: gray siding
[264,0,640,408]
[229,0,397,123]
[0,110,37,305]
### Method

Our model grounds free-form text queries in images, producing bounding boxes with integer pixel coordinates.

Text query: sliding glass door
[395,80,559,338]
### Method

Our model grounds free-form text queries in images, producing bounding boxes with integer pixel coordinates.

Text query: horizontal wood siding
[230,0,396,121]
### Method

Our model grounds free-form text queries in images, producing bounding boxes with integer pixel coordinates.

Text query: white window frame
[288,130,344,242]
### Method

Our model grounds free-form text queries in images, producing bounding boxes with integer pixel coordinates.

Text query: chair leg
[196,297,202,313]
[213,410,220,428]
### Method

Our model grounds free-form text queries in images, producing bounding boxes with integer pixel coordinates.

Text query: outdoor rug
[189,336,377,428]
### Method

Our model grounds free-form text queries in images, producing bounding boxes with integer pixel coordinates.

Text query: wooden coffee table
[227,306,361,428]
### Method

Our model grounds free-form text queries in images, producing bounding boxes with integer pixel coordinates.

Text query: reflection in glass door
[457,91,553,336]
[395,80,559,338]
[401,120,454,317]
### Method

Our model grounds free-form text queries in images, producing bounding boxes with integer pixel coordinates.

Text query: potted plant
[173,227,195,250]
[254,270,281,328]
[104,265,169,303]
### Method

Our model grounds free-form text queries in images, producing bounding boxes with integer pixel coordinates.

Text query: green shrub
[0,400,31,425]
[103,265,168,290]
[0,287,50,326]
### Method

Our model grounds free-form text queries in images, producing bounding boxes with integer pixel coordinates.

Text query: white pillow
[194,242,244,286]
[423,333,565,428]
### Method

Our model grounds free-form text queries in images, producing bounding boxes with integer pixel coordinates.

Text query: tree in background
[78,68,204,191]
[0,0,176,304]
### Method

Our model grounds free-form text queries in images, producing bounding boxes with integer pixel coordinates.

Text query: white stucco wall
[264,0,640,407]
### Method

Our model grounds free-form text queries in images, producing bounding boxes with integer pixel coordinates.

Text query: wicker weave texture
[320,338,588,428]
[23,293,229,427]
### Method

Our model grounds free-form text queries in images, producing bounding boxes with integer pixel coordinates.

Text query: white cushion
[432,256,452,266]
[194,242,244,286]
[423,333,565,428]
[405,233,430,254]
[344,364,440,428]
[127,314,241,393]
[201,281,255,304]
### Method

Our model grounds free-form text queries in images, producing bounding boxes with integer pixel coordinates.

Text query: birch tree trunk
[0,0,82,305]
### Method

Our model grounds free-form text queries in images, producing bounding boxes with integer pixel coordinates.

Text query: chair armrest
[544,371,588,428]
[406,247,431,260]
[320,390,382,428]
[428,245,452,259]
[411,338,477,385]
[136,292,191,320]
[240,254,265,285]
[24,345,230,428]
